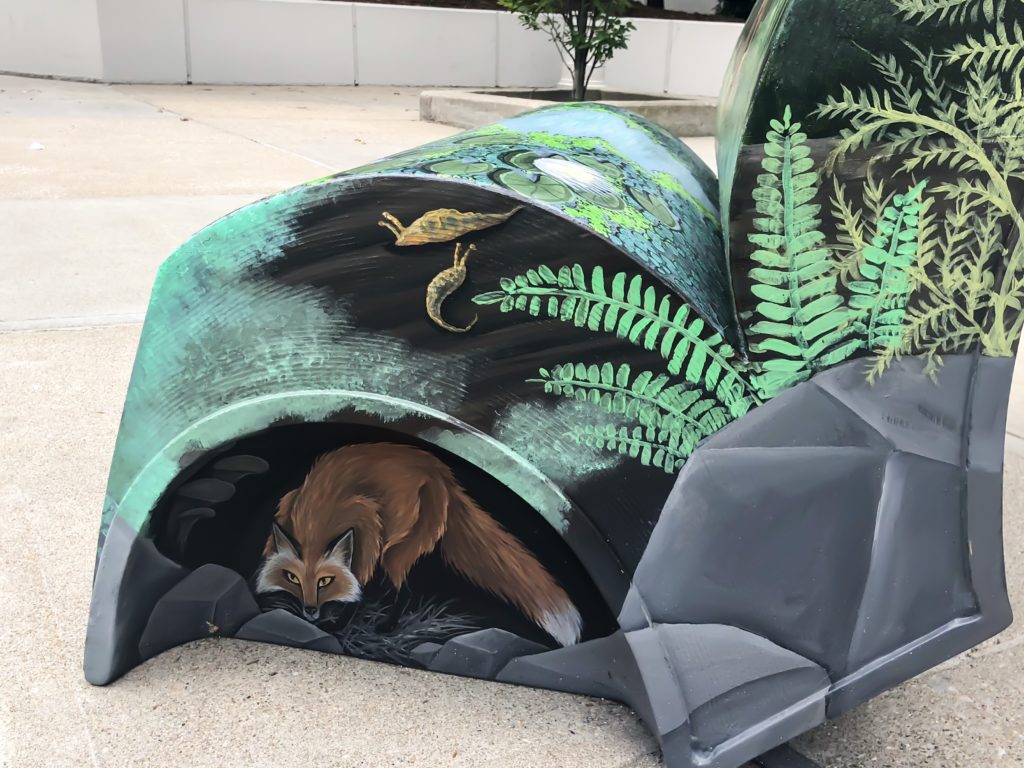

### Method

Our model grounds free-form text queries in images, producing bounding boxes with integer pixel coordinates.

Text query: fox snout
[256,523,363,623]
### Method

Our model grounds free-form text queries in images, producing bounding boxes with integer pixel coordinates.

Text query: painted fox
[255,443,582,646]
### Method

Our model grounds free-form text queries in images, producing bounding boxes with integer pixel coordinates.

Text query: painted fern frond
[567,423,695,474]
[894,0,1007,23]
[863,171,896,232]
[830,177,867,284]
[473,264,760,412]
[931,177,1008,213]
[746,106,863,398]
[904,41,956,113]
[530,362,735,435]
[869,51,923,112]
[867,194,938,381]
[944,18,1024,72]
[848,181,927,351]
[902,138,978,173]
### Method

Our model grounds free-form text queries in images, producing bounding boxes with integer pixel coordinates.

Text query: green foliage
[474,264,757,414]
[745,106,863,398]
[847,181,926,354]
[531,362,730,436]
[887,201,1001,378]
[815,0,1024,371]
[893,0,1008,24]
[944,18,1024,72]
[474,265,759,474]
[498,0,634,100]
[831,173,899,286]
[567,424,693,473]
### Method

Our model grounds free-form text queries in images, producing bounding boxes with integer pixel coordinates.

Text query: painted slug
[379,206,523,246]
[426,243,477,333]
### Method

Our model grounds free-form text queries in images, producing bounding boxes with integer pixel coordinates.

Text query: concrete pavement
[0,74,1020,768]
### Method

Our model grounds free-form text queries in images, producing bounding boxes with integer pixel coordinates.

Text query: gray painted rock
[500,625,828,766]
[235,609,343,654]
[410,642,443,668]
[428,629,547,680]
[84,517,189,685]
[138,564,260,660]
[645,624,828,753]
[620,356,991,682]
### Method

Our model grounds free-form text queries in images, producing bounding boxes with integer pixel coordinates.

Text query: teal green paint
[104,184,471,539]
[650,171,717,225]
[533,362,730,439]
[114,391,484,534]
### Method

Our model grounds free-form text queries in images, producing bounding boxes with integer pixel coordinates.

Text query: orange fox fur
[257,443,581,646]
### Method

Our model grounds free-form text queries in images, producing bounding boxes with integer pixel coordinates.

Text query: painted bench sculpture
[85,2,1022,766]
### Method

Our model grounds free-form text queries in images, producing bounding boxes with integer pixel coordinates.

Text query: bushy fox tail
[440,483,582,647]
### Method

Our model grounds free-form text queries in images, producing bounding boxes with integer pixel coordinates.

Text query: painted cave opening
[145,421,618,666]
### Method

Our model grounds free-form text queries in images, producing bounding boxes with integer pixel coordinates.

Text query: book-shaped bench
[85,2,1021,767]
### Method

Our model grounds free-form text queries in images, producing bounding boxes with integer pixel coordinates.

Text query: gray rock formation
[138,564,259,660]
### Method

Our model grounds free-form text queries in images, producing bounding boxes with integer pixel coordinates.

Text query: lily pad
[576,155,626,181]
[493,170,573,204]
[427,159,494,176]
[503,150,543,171]
[630,188,677,227]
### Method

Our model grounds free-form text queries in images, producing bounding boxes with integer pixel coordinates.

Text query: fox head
[255,522,361,622]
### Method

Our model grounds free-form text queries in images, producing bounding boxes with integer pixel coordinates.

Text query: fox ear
[325,529,355,569]
[271,521,300,557]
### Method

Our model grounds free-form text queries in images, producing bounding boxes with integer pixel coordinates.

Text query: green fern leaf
[746,106,864,398]
[567,423,695,474]
[473,265,760,413]
[848,180,927,351]
[893,0,1005,24]
[944,18,1024,71]
[530,363,738,436]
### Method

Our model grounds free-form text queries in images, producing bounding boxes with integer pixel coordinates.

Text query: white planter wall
[0,0,104,80]
[602,18,673,95]
[188,0,355,84]
[497,12,563,88]
[0,0,742,96]
[97,0,188,82]
[603,18,742,98]
[666,19,742,97]
[354,4,497,86]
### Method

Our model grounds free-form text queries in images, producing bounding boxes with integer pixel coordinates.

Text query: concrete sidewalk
[0,74,1020,768]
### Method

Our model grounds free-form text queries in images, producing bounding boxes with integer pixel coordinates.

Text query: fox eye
[317,576,335,590]
[282,570,300,585]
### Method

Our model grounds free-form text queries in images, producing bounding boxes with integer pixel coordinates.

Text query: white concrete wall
[353,4,496,86]
[602,18,672,95]
[97,0,188,82]
[497,12,562,88]
[664,0,718,12]
[187,0,355,84]
[604,18,743,98]
[0,0,104,80]
[666,19,741,98]
[0,0,740,96]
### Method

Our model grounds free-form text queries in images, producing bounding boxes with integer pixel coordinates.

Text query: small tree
[500,0,635,101]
